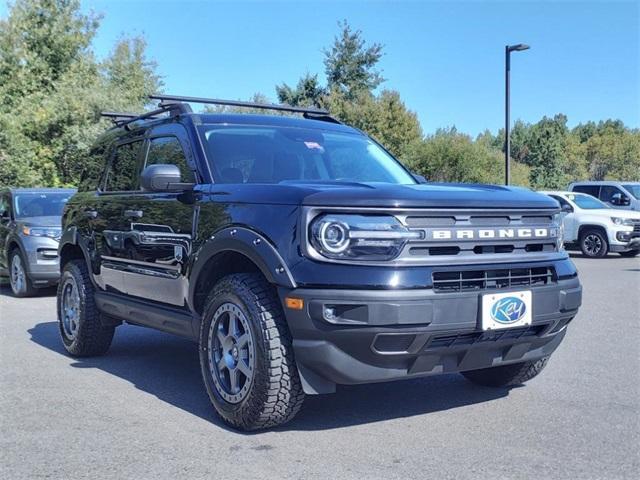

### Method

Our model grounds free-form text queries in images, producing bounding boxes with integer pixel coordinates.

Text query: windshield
[199,125,416,184]
[566,193,609,210]
[622,184,640,200]
[13,192,74,219]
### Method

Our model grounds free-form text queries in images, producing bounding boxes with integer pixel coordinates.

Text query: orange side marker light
[285,297,304,310]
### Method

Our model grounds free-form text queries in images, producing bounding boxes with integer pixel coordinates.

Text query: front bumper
[609,225,640,252]
[280,276,581,394]
[22,236,61,286]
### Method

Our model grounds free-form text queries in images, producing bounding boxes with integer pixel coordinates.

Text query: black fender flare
[58,226,96,276]
[188,226,297,309]
[59,225,78,252]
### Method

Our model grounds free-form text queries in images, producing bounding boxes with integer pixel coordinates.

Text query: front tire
[461,357,549,387]
[57,259,115,356]
[580,229,608,258]
[199,273,305,430]
[9,249,36,297]
[619,249,640,257]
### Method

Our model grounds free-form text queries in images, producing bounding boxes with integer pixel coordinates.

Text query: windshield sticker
[304,141,323,151]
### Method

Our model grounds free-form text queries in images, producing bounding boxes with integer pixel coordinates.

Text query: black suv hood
[210,182,558,210]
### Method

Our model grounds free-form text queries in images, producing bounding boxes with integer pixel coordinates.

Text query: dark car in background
[0,188,76,296]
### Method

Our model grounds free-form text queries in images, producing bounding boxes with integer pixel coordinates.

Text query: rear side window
[145,137,195,183]
[79,144,107,192]
[0,195,9,218]
[105,141,144,192]
[572,185,600,197]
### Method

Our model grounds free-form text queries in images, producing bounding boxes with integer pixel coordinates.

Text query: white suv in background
[540,191,640,258]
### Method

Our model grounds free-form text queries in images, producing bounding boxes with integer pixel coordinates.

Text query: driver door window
[599,186,627,206]
[145,137,195,183]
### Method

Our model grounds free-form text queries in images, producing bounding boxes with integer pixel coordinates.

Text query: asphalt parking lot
[1,254,638,480]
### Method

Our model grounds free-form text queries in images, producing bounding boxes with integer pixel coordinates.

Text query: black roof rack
[100,102,191,129]
[149,94,341,123]
[101,94,341,129]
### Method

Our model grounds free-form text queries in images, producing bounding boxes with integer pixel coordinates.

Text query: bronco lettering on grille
[428,227,556,241]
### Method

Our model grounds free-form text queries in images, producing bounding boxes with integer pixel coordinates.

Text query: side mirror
[561,204,573,213]
[611,193,622,205]
[140,164,194,192]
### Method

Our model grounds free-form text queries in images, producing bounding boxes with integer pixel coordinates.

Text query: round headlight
[318,221,350,253]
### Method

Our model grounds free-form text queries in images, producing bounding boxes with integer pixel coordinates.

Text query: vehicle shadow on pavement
[0,285,57,297]
[568,252,631,260]
[29,321,511,433]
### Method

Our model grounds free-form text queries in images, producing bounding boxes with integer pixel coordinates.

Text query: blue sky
[2,0,639,135]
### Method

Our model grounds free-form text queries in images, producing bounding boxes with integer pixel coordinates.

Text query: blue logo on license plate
[490,296,526,324]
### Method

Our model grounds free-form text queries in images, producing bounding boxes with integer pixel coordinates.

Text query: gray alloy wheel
[56,259,115,357]
[59,275,81,341]
[207,302,256,404]
[580,229,608,258]
[9,250,35,297]
[10,253,25,293]
[583,234,603,255]
[199,273,305,430]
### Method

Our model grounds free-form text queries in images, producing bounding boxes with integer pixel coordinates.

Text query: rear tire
[199,273,305,430]
[580,228,608,258]
[57,259,114,356]
[461,357,549,387]
[619,249,640,257]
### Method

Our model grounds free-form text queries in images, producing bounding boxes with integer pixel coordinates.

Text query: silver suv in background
[0,188,76,296]
[541,191,640,258]
[569,181,640,211]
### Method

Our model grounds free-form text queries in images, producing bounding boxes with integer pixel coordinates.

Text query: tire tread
[200,273,304,430]
[57,259,114,357]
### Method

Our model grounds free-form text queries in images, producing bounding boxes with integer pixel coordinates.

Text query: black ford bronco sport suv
[57,94,582,430]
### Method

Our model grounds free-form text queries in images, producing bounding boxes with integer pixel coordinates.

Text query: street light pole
[504,43,530,185]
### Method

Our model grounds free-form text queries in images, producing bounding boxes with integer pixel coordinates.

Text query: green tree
[276,21,420,160]
[527,114,569,189]
[0,0,99,107]
[0,0,161,187]
[102,37,162,110]
[275,72,325,107]
[584,129,640,181]
[326,89,422,158]
[405,128,530,186]
[323,20,384,99]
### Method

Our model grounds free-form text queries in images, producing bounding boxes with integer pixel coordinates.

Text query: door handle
[124,210,143,219]
[83,209,98,219]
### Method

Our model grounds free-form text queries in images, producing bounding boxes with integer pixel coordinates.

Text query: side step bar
[94,292,198,340]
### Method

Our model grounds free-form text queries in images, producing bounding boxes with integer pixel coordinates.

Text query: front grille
[427,324,547,349]
[432,266,556,293]
[398,210,560,261]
